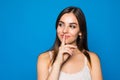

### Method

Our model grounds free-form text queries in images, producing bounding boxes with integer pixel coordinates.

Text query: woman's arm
[90,52,103,80]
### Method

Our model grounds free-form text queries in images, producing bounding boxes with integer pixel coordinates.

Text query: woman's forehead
[59,13,78,24]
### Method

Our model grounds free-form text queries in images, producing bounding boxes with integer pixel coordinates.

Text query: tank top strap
[49,51,53,60]
[84,56,88,65]
[48,51,53,72]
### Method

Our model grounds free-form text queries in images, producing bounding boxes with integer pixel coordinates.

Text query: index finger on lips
[61,35,66,46]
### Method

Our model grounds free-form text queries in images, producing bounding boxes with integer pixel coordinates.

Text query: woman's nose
[63,27,68,33]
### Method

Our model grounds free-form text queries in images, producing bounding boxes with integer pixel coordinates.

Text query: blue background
[0,0,120,80]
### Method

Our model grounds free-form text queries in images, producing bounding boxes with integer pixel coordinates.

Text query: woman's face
[57,13,81,45]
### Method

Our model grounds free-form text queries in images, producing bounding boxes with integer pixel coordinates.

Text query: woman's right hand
[56,35,77,65]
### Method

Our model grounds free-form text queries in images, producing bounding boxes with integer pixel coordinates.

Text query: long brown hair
[51,6,91,65]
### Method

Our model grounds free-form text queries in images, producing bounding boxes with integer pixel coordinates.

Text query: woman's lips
[61,35,70,39]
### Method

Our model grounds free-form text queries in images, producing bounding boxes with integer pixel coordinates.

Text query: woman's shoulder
[87,51,103,79]
[37,51,52,66]
[38,50,54,59]
[87,51,101,67]
[38,51,50,59]
[87,51,100,61]
[87,51,99,58]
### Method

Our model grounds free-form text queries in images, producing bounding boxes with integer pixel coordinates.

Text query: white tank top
[49,51,92,80]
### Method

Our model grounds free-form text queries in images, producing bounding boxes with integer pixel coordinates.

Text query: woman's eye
[70,25,76,29]
[58,23,64,27]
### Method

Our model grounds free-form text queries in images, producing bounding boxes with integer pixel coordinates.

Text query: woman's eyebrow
[69,23,78,25]
[58,21,64,24]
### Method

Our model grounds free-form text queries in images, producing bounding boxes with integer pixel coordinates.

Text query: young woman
[37,6,103,80]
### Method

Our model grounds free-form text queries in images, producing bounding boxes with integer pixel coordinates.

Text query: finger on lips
[62,35,77,49]
[60,34,77,56]
[62,35,66,46]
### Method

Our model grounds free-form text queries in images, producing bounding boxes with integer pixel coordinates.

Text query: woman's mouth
[61,35,70,39]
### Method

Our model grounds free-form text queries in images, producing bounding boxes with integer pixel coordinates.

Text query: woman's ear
[79,32,82,36]
[78,32,82,39]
